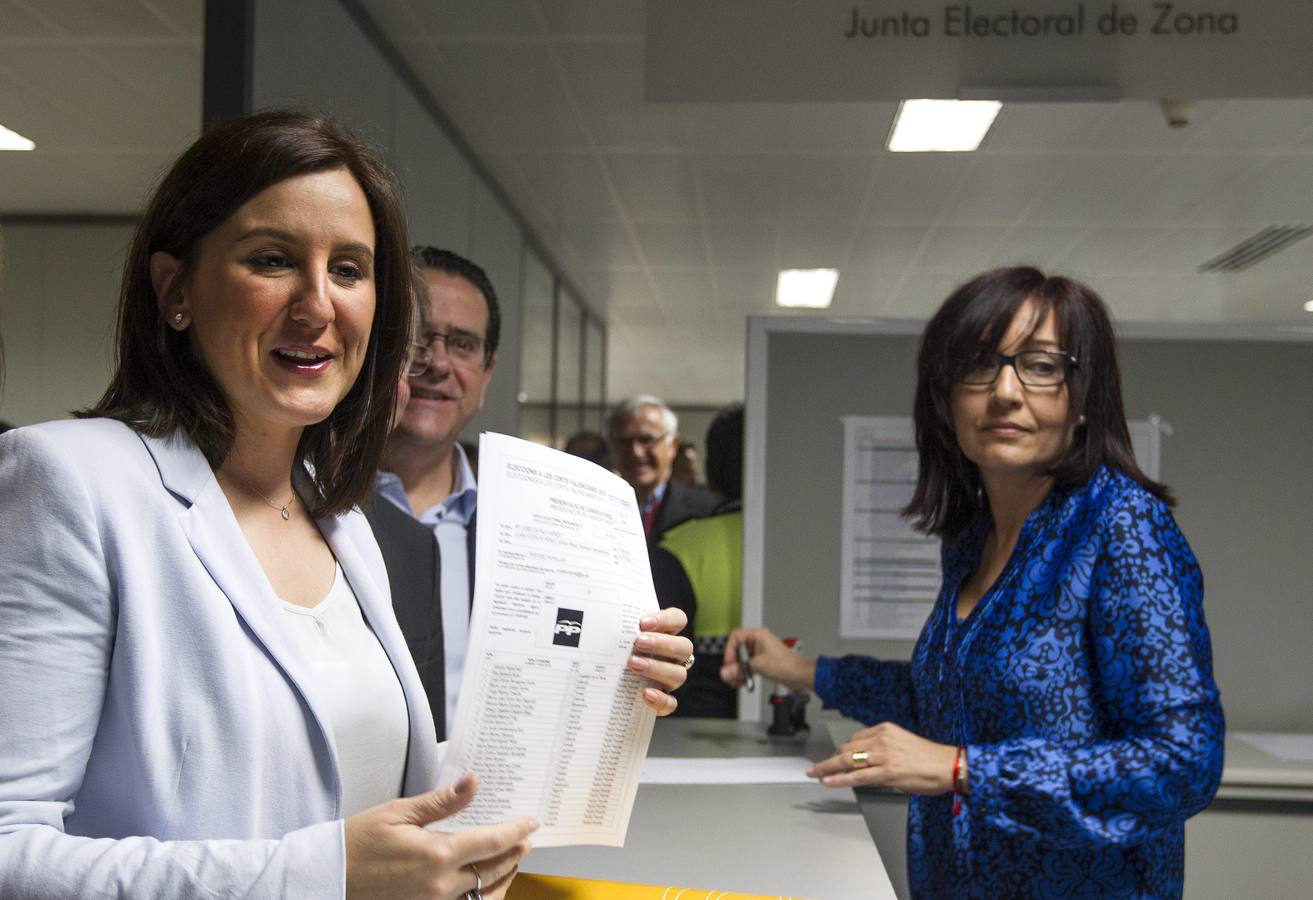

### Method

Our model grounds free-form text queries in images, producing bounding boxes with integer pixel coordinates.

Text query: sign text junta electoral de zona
[844,3,1239,39]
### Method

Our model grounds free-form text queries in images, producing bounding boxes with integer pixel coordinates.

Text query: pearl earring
[1078,414,1087,425]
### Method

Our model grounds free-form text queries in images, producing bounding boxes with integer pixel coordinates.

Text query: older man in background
[607,395,715,546]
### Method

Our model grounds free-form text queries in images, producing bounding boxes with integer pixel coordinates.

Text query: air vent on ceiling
[1198,225,1313,273]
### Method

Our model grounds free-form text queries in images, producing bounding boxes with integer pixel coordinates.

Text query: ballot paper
[432,433,658,847]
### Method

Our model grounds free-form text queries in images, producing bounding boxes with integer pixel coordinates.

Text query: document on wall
[839,416,941,640]
[432,433,658,847]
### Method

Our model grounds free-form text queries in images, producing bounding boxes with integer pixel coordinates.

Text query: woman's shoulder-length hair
[81,108,413,518]
[903,265,1172,537]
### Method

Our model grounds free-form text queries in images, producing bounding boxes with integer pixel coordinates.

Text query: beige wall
[0,221,133,426]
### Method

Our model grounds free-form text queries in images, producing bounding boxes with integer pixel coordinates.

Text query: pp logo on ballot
[553,608,583,647]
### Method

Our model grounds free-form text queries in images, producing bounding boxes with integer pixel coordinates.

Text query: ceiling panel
[780,156,874,223]
[1057,225,1174,274]
[537,0,643,35]
[849,224,931,272]
[992,225,1090,270]
[778,221,858,270]
[946,156,1067,222]
[681,104,789,153]
[1187,99,1313,150]
[705,221,778,270]
[0,0,62,35]
[1025,158,1159,223]
[400,1,539,37]
[16,0,181,36]
[510,152,618,223]
[781,103,898,154]
[1222,158,1313,222]
[712,268,774,310]
[554,222,639,268]
[604,153,699,222]
[984,102,1116,152]
[693,154,784,223]
[631,222,707,269]
[863,155,966,223]
[918,224,1018,275]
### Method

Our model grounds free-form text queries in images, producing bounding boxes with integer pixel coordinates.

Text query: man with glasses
[376,246,500,735]
[607,395,715,547]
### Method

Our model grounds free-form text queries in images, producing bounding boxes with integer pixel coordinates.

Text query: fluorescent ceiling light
[0,123,35,151]
[887,99,1001,152]
[776,269,839,309]
[1303,299,1313,313]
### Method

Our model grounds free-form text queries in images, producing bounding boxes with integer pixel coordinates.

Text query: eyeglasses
[960,350,1077,387]
[606,431,671,451]
[406,330,488,377]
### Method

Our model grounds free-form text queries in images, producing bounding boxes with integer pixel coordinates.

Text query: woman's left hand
[629,607,693,716]
[807,722,958,795]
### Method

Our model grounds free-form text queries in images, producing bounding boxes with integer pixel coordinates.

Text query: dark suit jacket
[650,479,716,544]
[362,491,446,740]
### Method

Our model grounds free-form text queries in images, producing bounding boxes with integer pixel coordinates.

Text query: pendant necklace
[222,472,293,520]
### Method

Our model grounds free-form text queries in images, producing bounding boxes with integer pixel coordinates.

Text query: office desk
[522,718,895,899]
[1184,733,1313,899]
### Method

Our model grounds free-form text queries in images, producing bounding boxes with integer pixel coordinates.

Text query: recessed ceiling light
[887,99,1001,152]
[1303,299,1313,313]
[776,269,838,309]
[0,123,35,151]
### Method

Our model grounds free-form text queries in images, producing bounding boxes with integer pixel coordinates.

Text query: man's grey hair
[607,394,677,436]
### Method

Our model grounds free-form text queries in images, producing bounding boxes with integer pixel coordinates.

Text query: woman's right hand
[345,773,538,900]
[720,627,817,693]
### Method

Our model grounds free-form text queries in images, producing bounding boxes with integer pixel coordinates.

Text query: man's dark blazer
[650,479,716,545]
[362,491,445,740]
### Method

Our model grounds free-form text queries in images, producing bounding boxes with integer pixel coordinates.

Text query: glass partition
[518,248,554,406]
[555,286,583,443]
[583,315,606,432]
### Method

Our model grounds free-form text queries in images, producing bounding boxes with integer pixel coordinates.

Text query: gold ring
[850,750,870,769]
[681,654,695,669]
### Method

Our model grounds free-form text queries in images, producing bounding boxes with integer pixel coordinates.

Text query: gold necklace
[221,471,294,520]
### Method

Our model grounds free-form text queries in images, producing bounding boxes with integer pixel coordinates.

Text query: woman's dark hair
[903,266,1171,537]
[704,403,744,501]
[82,109,413,517]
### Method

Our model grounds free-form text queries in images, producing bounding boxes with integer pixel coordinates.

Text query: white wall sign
[646,0,1313,102]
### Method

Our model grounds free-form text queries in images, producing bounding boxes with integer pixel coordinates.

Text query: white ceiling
[2,0,1312,405]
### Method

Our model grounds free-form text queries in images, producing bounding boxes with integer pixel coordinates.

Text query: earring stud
[173,312,184,326]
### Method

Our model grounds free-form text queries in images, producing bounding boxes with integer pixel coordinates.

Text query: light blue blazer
[0,418,440,898]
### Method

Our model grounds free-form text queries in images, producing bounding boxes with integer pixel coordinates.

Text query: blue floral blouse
[815,467,1224,898]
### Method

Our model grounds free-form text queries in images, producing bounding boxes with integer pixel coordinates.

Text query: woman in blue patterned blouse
[722,267,1224,898]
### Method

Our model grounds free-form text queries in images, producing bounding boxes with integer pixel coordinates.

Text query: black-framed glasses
[960,350,1077,387]
[404,342,430,377]
[406,330,488,377]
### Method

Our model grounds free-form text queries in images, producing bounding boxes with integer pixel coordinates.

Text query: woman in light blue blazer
[0,110,693,900]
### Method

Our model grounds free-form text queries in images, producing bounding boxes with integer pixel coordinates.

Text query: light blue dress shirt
[376,443,478,733]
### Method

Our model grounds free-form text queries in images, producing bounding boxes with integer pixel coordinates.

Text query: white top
[280,564,410,817]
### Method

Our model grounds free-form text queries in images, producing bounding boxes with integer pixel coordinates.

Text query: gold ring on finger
[850,750,871,769]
